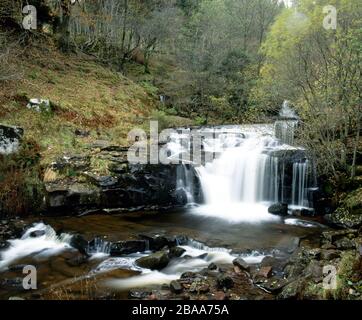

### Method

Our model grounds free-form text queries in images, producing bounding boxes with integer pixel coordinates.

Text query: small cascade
[176,165,195,204]
[0,223,73,271]
[87,237,111,255]
[274,120,298,145]
[292,160,310,207]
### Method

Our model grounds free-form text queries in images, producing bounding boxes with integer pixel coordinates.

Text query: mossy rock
[329,207,362,229]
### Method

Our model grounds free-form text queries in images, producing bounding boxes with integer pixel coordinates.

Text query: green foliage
[256,0,362,177]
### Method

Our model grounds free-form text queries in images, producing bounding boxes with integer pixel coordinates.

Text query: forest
[0,0,361,302]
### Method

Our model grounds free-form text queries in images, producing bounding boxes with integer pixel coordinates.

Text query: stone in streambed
[233,258,250,272]
[217,274,234,289]
[169,246,186,258]
[70,234,89,256]
[110,240,147,256]
[136,251,170,270]
[258,266,273,278]
[170,280,183,294]
[321,249,340,260]
[268,203,288,216]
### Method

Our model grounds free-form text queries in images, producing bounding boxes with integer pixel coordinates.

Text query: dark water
[0,209,326,300]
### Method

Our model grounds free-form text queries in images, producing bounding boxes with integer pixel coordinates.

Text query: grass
[0,43,158,165]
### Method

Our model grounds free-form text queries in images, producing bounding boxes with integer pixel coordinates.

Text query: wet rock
[233,258,250,272]
[254,277,289,293]
[208,263,218,271]
[66,253,88,267]
[217,274,234,289]
[70,234,89,256]
[326,207,362,229]
[321,249,340,260]
[286,237,300,254]
[322,229,358,243]
[213,291,228,301]
[0,278,24,290]
[261,256,287,272]
[170,280,183,294]
[334,238,355,250]
[268,203,288,216]
[136,251,170,270]
[304,260,323,283]
[189,278,210,293]
[139,234,177,251]
[110,240,147,256]
[258,266,273,278]
[169,246,186,258]
[277,279,304,300]
[29,230,46,238]
[321,243,336,250]
[129,289,152,299]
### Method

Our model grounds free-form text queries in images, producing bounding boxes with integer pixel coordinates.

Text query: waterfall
[176,165,195,204]
[165,112,314,222]
[274,120,298,145]
[292,160,310,207]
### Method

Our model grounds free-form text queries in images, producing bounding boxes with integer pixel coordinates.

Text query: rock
[66,253,88,267]
[261,256,287,272]
[8,297,25,300]
[258,266,273,278]
[136,251,170,270]
[214,291,227,300]
[70,234,89,256]
[139,234,176,251]
[189,278,210,293]
[129,289,152,299]
[321,249,340,260]
[26,98,51,112]
[327,207,362,229]
[0,124,23,155]
[216,274,234,289]
[304,260,323,283]
[75,129,90,137]
[277,279,304,300]
[110,240,147,256]
[322,229,358,243]
[268,203,288,216]
[208,263,217,270]
[29,230,46,238]
[233,258,250,272]
[286,237,300,254]
[170,280,183,294]
[254,277,289,293]
[169,246,186,258]
[334,238,355,250]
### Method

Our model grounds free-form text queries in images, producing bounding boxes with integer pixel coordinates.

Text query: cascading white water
[0,223,73,271]
[292,160,310,207]
[166,109,314,222]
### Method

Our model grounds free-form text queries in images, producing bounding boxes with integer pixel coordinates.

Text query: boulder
[70,234,89,256]
[0,124,23,155]
[268,203,288,216]
[277,279,304,300]
[233,258,250,272]
[208,263,218,270]
[321,249,340,260]
[216,274,234,289]
[258,266,273,278]
[26,98,51,112]
[110,240,147,256]
[170,280,183,294]
[135,251,170,270]
[327,206,362,229]
[334,238,355,250]
[169,246,186,258]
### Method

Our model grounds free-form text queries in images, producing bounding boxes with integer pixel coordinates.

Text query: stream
[0,103,329,299]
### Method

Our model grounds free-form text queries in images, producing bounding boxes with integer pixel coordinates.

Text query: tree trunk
[59,0,71,52]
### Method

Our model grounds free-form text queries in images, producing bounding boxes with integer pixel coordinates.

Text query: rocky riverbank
[1,218,360,300]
